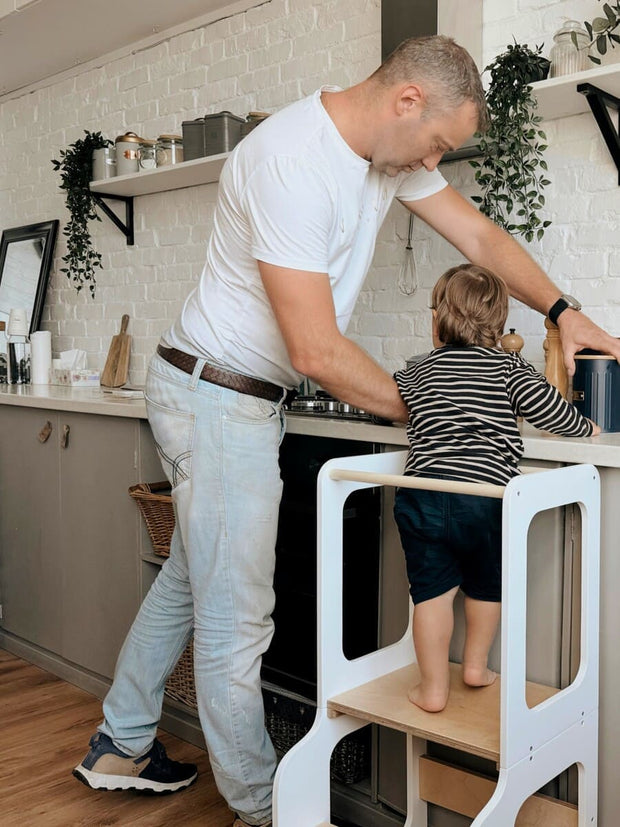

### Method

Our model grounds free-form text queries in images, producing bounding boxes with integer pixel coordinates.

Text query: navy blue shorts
[393,483,502,605]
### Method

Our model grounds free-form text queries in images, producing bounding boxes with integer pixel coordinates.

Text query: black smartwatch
[548,294,581,326]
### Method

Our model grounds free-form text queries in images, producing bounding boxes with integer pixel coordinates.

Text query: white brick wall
[0,0,618,384]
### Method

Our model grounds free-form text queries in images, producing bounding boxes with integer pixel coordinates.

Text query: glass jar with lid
[138,139,157,172]
[155,134,184,167]
[549,20,590,78]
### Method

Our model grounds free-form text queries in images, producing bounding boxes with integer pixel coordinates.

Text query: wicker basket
[163,645,369,785]
[129,481,175,557]
[263,690,370,785]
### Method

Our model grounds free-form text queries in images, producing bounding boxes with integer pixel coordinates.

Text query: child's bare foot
[462,664,497,687]
[407,683,449,713]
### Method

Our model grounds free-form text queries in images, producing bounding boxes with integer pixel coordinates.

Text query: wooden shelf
[532,62,620,121]
[441,63,620,164]
[327,663,558,763]
[90,152,228,197]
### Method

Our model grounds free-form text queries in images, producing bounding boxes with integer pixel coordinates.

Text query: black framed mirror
[0,220,59,334]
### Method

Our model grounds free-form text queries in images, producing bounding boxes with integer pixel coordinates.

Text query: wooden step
[327,663,558,763]
[420,755,577,826]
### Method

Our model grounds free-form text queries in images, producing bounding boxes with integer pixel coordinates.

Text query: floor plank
[0,651,232,826]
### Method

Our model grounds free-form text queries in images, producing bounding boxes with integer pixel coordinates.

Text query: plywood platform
[327,663,559,763]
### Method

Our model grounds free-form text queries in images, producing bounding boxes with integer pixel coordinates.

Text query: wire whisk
[398,213,418,296]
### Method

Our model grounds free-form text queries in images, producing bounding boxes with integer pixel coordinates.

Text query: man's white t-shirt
[163,87,448,389]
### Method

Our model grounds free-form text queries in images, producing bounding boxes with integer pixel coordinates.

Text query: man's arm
[405,185,620,375]
[258,260,408,423]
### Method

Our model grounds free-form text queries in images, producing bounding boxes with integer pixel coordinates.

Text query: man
[74,36,619,827]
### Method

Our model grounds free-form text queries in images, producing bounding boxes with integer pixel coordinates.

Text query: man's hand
[557,310,620,376]
[587,418,601,436]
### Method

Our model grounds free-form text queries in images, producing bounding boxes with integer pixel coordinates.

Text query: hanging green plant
[577,1,620,63]
[470,42,552,243]
[51,130,111,297]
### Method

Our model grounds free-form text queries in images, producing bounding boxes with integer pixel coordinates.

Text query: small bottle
[7,308,31,385]
[0,320,7,383]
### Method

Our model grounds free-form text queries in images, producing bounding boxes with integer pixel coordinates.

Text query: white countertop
[1,384,619,469]
[0,384,147,418]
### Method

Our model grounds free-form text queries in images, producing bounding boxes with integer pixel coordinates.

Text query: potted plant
[51,130,111,297]
[470,42,552,243]
[577,1,620,63]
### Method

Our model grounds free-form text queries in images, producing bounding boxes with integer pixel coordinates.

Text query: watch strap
[548,296,580,326]
[548,297,568,326]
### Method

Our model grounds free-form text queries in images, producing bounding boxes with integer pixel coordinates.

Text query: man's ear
[396,83,425,115]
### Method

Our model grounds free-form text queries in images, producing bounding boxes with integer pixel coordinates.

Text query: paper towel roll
[31,330,52,385]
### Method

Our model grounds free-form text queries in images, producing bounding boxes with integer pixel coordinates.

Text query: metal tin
[182,111,245,160]
[155,134,183,167]
[115,131,142,175]
[91,146,117,181]
[573,349,620,432]
[240,111,270,139]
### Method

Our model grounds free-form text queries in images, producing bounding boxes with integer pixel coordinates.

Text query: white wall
[0,0,618,384]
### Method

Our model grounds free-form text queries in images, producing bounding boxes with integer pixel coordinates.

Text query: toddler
[393,263,599,712]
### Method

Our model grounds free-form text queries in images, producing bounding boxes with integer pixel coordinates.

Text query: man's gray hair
[372,35,489,132]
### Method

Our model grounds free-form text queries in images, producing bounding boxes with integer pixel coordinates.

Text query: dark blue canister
[573,349,620,432]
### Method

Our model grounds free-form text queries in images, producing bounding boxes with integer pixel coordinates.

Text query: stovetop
[287,392,383,422]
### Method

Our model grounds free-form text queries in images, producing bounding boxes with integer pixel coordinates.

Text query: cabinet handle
[38,420,53,443]
[61,424,70,449]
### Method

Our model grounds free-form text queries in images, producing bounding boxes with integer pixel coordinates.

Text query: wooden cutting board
[100,314,131,387]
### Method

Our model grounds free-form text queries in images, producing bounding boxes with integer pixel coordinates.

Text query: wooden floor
[1,649,233,826]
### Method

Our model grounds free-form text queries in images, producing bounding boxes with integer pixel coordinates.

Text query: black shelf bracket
[92,193,134,245]
[577,83,620,185]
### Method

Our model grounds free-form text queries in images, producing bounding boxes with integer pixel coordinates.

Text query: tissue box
[50,368,101,387]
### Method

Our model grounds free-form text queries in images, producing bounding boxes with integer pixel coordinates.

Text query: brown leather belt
[156,345,285,403]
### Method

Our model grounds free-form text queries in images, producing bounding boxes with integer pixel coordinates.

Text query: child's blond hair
[432,263,508,348]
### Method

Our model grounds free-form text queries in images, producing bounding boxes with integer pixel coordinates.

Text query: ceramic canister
[115,132,142,176]
[573,349,620,433]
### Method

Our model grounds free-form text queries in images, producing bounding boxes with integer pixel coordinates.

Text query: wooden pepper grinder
[501,329,525,423]
[500,328,524,356]
[543,318,568,399]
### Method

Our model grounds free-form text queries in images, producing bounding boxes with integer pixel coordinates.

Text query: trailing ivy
[51,131,111,297]
[470,43,552,244]
[578,1,620,63]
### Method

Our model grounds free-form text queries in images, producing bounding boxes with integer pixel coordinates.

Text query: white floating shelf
[90,64,620,200]
[89,152,228,197]
[532,61,620,121]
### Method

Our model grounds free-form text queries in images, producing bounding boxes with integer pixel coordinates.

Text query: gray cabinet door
[0,406,63,653]
[60,412,141,678]
[0,406,145,680]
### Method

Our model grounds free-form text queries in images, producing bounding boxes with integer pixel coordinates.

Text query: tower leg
[272,710,366,827]
[404,734,427,827]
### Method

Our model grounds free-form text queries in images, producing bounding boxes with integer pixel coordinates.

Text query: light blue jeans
[100,352,286,825]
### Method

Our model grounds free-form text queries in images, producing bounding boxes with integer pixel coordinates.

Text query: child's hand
[588,419,601,436]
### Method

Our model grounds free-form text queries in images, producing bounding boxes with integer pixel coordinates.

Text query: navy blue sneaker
[73,732,198,794]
